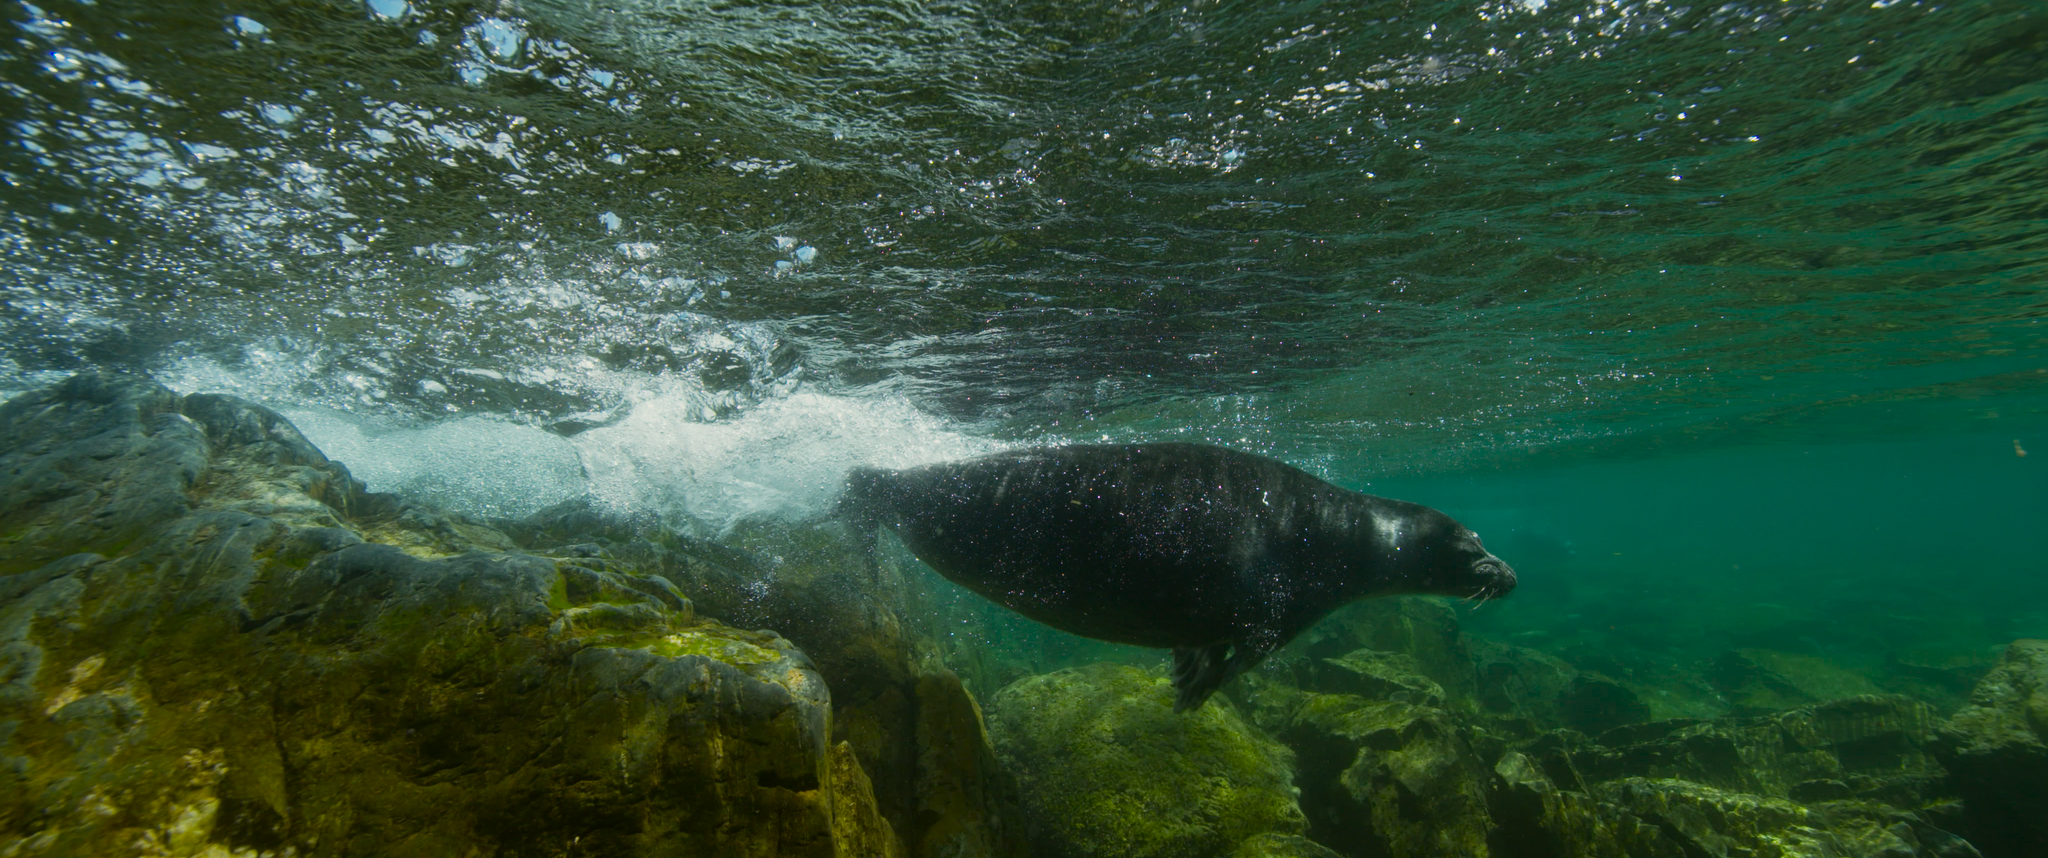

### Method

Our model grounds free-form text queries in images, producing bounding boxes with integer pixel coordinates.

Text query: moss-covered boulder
[1933,639,2048,858]
[1229,832,1345,858]
[1709,649,1885,715]
[1493,754,1979,858]
[0,372,904,856]
[1471,639,1580,727]
[985,662,1305,858]
[1525,695,1946,805]
[1881,646,1998,715]
[1271,692,1496,858]
[906,659,1028,858]
[1298,599,1478,708]
[1558,676,1652,736]
[1305,649,1447,709]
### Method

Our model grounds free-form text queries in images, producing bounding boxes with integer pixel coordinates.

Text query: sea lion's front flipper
[1170,641,1277,712]
[1170,643,1234,712]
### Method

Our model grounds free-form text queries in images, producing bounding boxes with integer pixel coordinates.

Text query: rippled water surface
[4,1,2045,627]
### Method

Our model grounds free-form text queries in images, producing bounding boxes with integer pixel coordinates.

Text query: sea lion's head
[1373,504,1517,602]
[1437,527,1516,603]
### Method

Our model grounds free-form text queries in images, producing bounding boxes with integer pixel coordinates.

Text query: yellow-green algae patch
[986,662,1305,858]
[545,570,572,612]
[642,628,784,666]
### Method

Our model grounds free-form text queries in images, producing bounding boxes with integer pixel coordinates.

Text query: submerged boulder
[1298,599,1479,708]
[1273,692,1498,858]
[1709,649,1886,715]
[1305,648,1448,709]
[0,372,907,856]
[1520,694,1947,804]
[1471,639,1580,728]
[1933,639,2048,858]
[985,662,1305,858]
[1493,753,1980,858]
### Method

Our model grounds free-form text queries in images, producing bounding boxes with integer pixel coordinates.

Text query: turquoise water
[4,0,2045,724]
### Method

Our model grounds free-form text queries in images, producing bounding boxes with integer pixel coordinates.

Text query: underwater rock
[1933,639,2048,858]
[1300,598,1480,708]
[499,487,1030,857]
[1709,648,1886,715]
[1598,777,1936,858]
[1558,676,1652,736]
[1526,694,1946,804]
[985,662,1306,858]
[1230,832,1347,858]
[1470,639,1582,729]
[906,659,1031,858]
[1490,750,1688,858]
[1882,646,1999,714]
[1274,692,1497,858]
[1492,754,1979,858]
[0,372,909,856]
[715,519,1036,858]
[1306,648,1448,709]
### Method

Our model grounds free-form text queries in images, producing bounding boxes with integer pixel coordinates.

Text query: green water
[3,0,2045,724]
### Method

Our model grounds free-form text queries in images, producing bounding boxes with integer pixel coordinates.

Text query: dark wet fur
[837,443,1515,711]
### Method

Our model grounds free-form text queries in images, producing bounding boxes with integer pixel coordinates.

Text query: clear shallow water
[3,1,2045,657]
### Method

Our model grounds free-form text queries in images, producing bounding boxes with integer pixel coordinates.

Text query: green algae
[637,629,783,666]
[986,663,1304,858]
[1,377,915,858]
[545,570,572,613]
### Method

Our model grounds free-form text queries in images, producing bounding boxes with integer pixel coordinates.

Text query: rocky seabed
[2,373,2042,857]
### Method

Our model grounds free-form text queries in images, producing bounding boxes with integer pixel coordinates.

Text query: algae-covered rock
[500,430,1031,858]
[1299,599,1478,708]
[985,662,1304,858]
[0,372,902,856]
[1307,648,1447,709]
[1277,692,1495,858]
[909,660,1030,858]
[1491,750,1686,858]
[1559,676,1652,736]
[1493,753,1979,858]
[1471,639,1579,726]
[1709,649,1886,715]
[1882,646,1998,714]
[1229,832,1345,858]
[1527,695,1945,804]
[1933,639,2048,858]
[1598,777,1920,857]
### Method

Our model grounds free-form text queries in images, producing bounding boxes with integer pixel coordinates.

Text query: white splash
[281,408,585,520]
[575,391,999,533]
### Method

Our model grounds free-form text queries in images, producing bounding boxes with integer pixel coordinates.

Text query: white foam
[575,390,999,533]
[160,348,996,532]
[283,408,585,520]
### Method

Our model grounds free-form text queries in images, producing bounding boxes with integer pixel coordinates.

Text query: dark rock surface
[1933,639,2048,858]
[1296,599,1479,709]
[0,372,1020,857]
[1272,692,1499,858]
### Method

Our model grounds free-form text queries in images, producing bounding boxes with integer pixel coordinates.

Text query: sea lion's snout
[1471,555,1516,600]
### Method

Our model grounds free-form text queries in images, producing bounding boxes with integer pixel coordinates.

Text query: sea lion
[837,442,1514,711]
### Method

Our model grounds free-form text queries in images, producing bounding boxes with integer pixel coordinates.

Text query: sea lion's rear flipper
[1170,641,1277,712]
[833,467,890,579]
